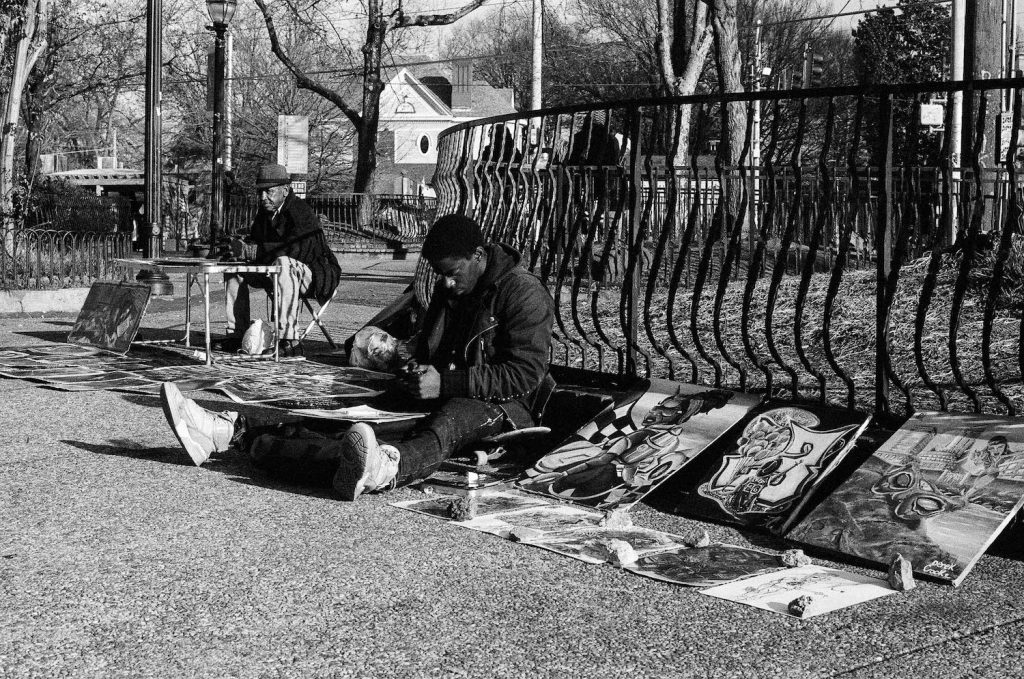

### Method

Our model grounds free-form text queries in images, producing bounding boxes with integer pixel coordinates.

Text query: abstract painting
[700,565,895,618]
[68,282,152,354]
[518,379,762,510]
[788,412,1024,585]
[623,544,784,588]
[670,402,870,534]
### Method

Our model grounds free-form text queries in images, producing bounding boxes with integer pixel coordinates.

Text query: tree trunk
[710,0,745,166]
[657,0,713,166]
[1,0,48,245]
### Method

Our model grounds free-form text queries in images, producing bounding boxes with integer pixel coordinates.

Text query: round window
[419,135,430,154]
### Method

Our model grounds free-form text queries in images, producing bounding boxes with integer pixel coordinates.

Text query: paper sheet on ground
[699,565,896,618]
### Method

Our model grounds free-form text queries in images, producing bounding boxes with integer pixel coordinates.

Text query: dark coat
[248,192,341,303]
[413,243,555,420]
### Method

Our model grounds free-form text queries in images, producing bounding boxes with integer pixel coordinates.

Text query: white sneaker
[333,423,400,501]
[160,382,239,466]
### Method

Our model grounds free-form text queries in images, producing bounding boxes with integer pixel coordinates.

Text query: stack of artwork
[400,379,1024,604]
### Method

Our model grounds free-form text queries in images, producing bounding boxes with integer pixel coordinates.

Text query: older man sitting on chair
[215,163,340,357]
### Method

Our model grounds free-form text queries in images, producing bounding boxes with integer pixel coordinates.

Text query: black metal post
[209,21,227,252]
[138,0,172,294]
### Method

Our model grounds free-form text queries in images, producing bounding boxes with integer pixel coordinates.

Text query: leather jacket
[414,243,556,421]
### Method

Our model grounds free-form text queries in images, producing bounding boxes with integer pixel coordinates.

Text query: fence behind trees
[433,78,1024,420]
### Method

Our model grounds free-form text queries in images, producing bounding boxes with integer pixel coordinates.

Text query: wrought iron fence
[1,228,131,289]
[208,192,435,247]
[434,79,1024,419]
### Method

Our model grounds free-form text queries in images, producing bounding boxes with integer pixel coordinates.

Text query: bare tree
[1,0,49,234]
[253,0,491,194]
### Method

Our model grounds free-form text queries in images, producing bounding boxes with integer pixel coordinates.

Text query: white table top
[114,258,281,274]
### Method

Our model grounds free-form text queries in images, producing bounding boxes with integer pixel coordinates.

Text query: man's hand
[397,362,441,400]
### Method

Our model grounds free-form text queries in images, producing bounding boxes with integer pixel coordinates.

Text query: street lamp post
[137,0,173,295]
[206,0,237,253]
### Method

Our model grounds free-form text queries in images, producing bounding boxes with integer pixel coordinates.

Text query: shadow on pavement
[62,439,193,465]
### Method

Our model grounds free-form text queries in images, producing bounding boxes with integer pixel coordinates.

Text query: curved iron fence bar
[794,96,838,402]
[947,90,989,412]
[710,98,756,392]
[880,97,924,414]
[765,97,809,396]
[1,228,129,290]
[741,97,783,393]
[984,88,1024,415]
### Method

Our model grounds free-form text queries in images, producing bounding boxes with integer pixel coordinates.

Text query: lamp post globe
[206,0,236,255]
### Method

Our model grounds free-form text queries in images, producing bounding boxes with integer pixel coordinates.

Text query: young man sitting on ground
[160,214,556,500]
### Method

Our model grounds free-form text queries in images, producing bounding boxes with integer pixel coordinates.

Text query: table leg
[184,272,192,346]
[204,271,213,366]
[272,271,280,362]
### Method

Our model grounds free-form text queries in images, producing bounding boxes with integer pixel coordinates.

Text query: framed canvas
[788,412,1024,586]
[68,282,152,354]
[518,379,762,511]
[669,402,871,534]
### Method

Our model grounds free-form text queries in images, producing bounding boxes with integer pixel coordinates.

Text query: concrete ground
[2,258,1024,678]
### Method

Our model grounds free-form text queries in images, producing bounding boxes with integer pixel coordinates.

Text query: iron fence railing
[28,192,134,233]
[1,228,132,289]
[216,192,436,247]
[434,78,1024,419]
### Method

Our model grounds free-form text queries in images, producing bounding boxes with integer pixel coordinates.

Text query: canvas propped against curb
[788,412,1024,586]
[518,379,762,511]
[700,565,896,618]
[670,402,871,535]
[68,281,152,354]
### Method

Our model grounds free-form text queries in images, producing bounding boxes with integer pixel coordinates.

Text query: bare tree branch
[391,0,490,28]
[252,0,362,127]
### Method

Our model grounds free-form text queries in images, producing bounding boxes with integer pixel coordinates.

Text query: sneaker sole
[333,424,375,501]
[160,383,211,466]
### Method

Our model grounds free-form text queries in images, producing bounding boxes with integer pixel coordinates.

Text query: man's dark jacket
[248,191,341,304]
[413,243,555,421]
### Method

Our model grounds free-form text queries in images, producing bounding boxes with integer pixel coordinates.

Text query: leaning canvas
[517,379,762,511]
[68,282,152,354]
[669,402,871,534]
[788,412,1024,586]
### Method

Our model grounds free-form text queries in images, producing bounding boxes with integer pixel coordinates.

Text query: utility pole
[226,31,233,173]
[949,0,965,244]
[531,0,542,110]
[752,20,763,235]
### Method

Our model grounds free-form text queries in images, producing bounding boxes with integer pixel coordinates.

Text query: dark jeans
[242,397,534,488]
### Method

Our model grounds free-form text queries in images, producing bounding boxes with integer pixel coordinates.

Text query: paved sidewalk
[2,269,1024,678]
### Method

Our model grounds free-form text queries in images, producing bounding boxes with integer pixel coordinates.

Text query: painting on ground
[519,527,689,566]
[670,402,871,534]
[623,544,784,588]
[788,412,1024,586]
[517,379,762,511]
[700,565,895,618]
[68,282,152,354]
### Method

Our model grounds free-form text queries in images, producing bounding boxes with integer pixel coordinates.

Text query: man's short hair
[422,214,484,261]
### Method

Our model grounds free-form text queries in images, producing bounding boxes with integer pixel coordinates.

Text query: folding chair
[296,287,340,348]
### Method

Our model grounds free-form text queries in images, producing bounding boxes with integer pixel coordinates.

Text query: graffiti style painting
[68,282,152,354]
[671,402,870,534]
[623,544,784,588]
[788,412,1024,586]
[517,379,762,511]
